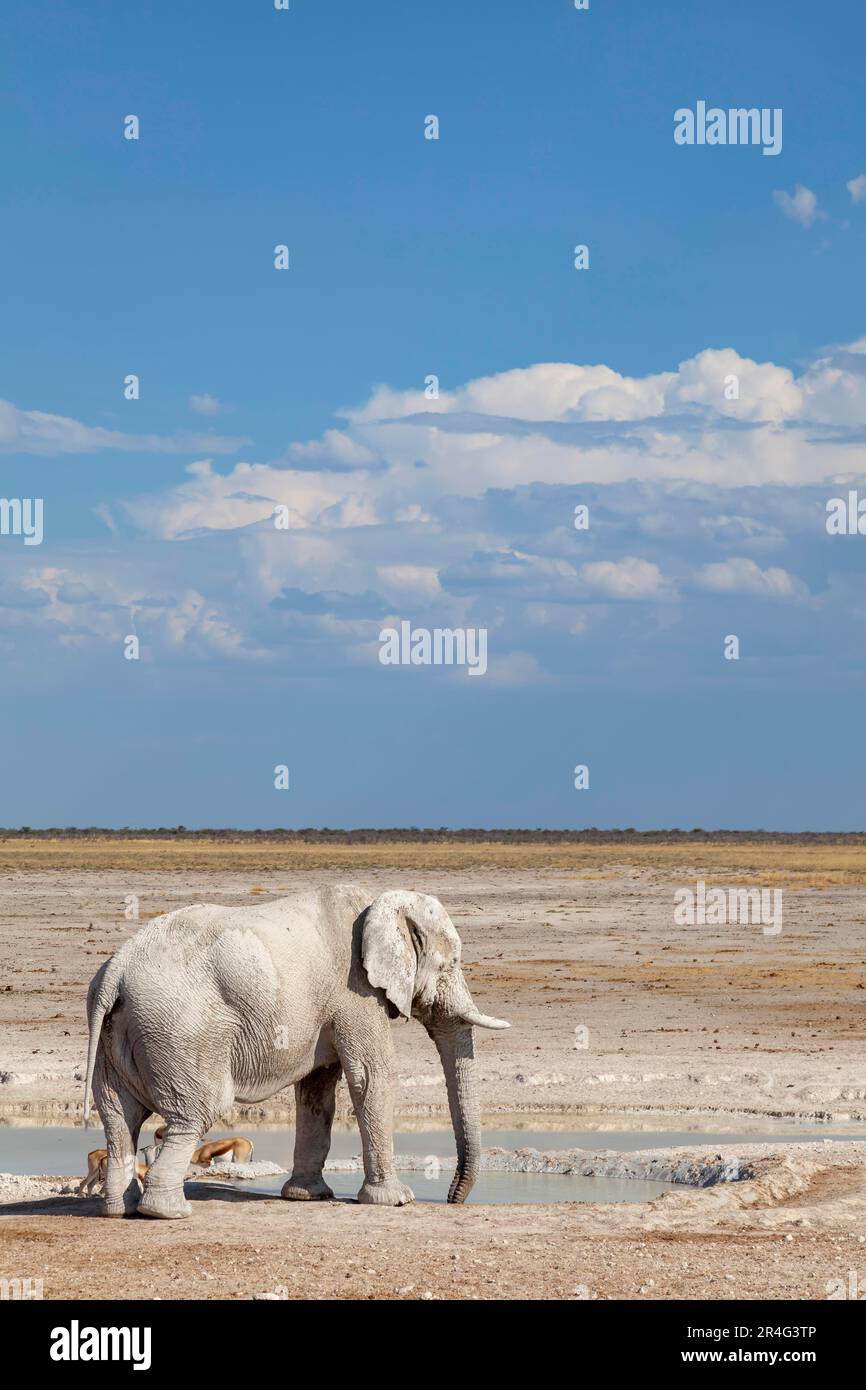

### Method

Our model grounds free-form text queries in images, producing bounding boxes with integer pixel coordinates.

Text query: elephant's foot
[102,1185,142,1218]
[281,1175,335,1201]
[136,1187,192,1220]
[357,1177,415,1207]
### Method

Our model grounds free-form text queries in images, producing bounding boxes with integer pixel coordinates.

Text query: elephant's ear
[362,891,461,1021]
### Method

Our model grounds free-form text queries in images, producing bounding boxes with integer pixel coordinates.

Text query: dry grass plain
[3,835,866,886]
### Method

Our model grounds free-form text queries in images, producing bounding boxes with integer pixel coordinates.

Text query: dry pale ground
[1,839,865,1299]
[2,1144,865,1300]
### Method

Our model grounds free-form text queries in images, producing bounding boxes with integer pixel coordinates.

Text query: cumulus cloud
[579,557,667,599]
[66,336,866,681]
[773,184,823,228]
[847,174,866,204]
[695,558,806,599]
[343,362,672,426]
[282,429,380,472]
[120,342,866,556]
[121,459,367,540]
[664,348,802,423]
[9,336,866,686]
[799,341,866,426]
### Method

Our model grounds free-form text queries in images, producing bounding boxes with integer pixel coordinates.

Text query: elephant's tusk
[457,1009,510,1031]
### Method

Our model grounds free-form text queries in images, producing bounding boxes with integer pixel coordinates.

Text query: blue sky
[1,0,865,828]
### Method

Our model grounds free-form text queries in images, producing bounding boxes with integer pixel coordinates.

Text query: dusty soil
[1,839,865,1299]
[2,1144,866,1300]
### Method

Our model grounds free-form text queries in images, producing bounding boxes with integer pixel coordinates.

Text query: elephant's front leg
[282,1062,342,1201]
[338,1034,414,1207]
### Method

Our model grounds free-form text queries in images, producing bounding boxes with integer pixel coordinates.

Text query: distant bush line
[1,828,864,844]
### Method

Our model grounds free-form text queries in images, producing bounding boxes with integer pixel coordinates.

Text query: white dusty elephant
[83,884,508,1219]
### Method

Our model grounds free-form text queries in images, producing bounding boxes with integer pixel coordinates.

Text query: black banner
[7,1298,860,1374]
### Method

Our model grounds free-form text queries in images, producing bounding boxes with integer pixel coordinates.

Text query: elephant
[82,884,509,1219]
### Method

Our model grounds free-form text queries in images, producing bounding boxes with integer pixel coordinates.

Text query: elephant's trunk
[425,968,508,1204]
[432,1025,482,1204]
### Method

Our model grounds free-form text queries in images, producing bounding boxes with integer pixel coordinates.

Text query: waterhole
[3,1114,862,1205]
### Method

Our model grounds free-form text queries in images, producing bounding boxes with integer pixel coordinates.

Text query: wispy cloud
[189,393,224,416]
[0,400,246,455]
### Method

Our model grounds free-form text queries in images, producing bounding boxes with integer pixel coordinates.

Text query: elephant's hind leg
[282,1062,342,1201]
[93,1054,150,1218]
[137,1123,200,1220]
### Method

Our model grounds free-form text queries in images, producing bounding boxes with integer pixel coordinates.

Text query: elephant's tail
[83,957,125,1127]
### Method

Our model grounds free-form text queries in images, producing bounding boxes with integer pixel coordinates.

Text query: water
[3,1114,863,1204]
[238,1170,674,1204]
[0,1126,671,1203]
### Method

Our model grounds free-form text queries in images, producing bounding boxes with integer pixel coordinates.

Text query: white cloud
[189,393,223,415]
[283,428,379,468]
[93,503,119,536]
[847,174,866,204]
[696,558,806,599]
[799,341,866,425]
[0,399,244,455]
[579,557,666,599]
[773,184,822,228]
[664,347,801,422]
[0,562,270,663]
[15,336,864,677]
[122,459,366,540]
[344,362,672,425]
[162,590,269,661]
[114,341,866,553]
